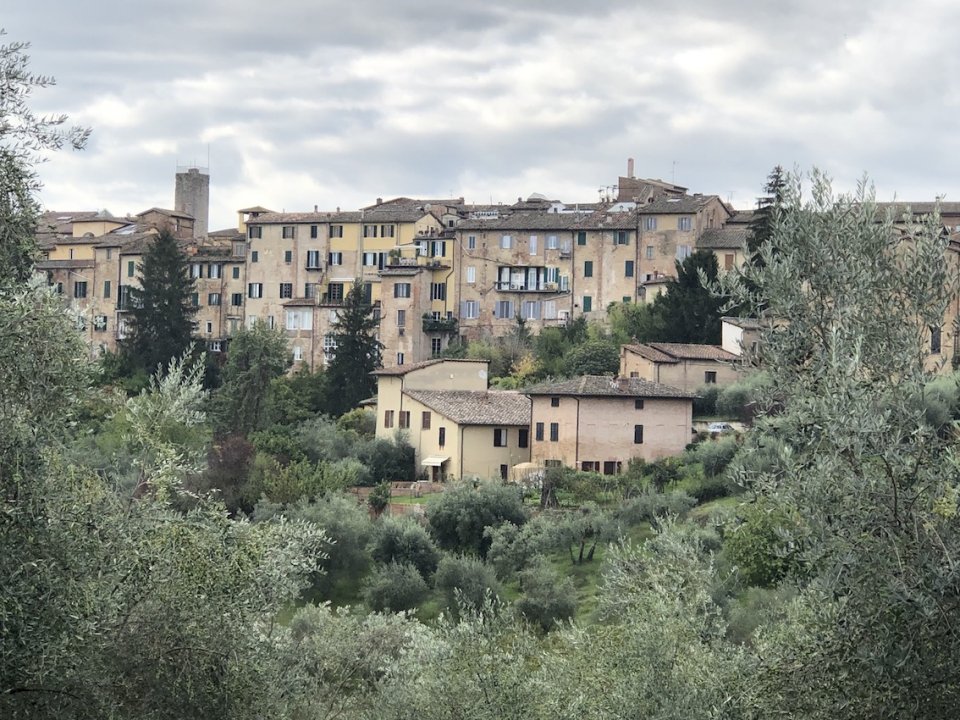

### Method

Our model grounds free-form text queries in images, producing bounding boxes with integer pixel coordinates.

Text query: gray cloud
[5,0,958,230]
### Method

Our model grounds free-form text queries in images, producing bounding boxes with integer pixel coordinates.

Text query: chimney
[314,204,318,212]
[376,197,383,205]
[627,158,635,178]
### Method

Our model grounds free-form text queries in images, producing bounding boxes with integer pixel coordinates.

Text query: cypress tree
[123,229,197,374]
[325,282,382,416]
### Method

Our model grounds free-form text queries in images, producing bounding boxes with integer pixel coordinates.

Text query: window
[208,263,222,278]
[284,250,292,264]
[430,283,446,301]
[191,292,200,307]
[529,235,538,255]
[394,283,411,299]
[384,410,394,429]
[577,231,587,246]
[438,427,446,447]
[231,292,243,306]
[705,371,718,384]
[494,300,514,319]
[232,266,240,279]
[103,280,111,299]
[500,234,513,249]
[363,224,378,238]
[323,334,337,359]
[330,225,344,238]
[106,248,112,260]
[614,230,630,245]
[286,309,313,331]
[305,283,318,298]
[209,340,222,352]
[603,461,620,476]
[205,321,213,334]
[248,225,262,239]
[676,244,692,260]
[293,345,303,362]
[248,283,263,299]
[279,283,293,299]
[208,292,221,306]
[466,266,476,284]
[94,315,108,331]
[584,260,593,278]
[327,283,344,302]
[678,216,692,231]
[645,245,654,260]
[547,235,558,250]
[328,252,343,266]
[251,251,259,263]
[246,315,258,329]
[493,428,507,447]
[431,337,442,356]
[535,422,544,441]
[422,412,432,430]
[462,300,479,319]
[190,263,202,279]
[381,224,395,238]
[724,253,735,270]
[127,260,135,277]
[310,225,318,239]
[518,428,529,448]
[396,309,406,327]
[644,217,657,231]
[397,352,404,365]
[931,325,942,354]
[582,461,598,472]
[467,235,477,250]
[635,398,645,410]
[549,422,559,442]
[500,464,508,481]
[399,411,410,429]
[634,425,644,444]
[306,250,321,269]
[582,296,592,312]
[623,296,631,304]
[625,260,634,278]
[521,301,540,320]
[550,397,560,407]
[431,241,447,258]
[73,281,87,299]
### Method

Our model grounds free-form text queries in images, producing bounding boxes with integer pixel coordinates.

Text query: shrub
[433,554,502,618]
[693,384,721,416]
[720,499,804,587]
[369,516,440,579]
[674,463,736,503]
[362,561,429,612]
[615,490,696,527]
[336,407,376,437]
[427,482,528,556]
[368,481,391,516]
[514,562,576,632]
[716,372,770,422]
[691,436,739,477]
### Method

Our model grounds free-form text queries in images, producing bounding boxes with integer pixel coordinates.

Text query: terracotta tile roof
[637,195,722,215]
[371,358,489,376]
[525,375,695,399]
[647,342,739,362]
[877,201,960,219]
[622,344,678,364]
[238,205,275,213]
[35,259,96,270]
[698,227,748,249]
[137,207,194,220]
[249,211,362,224]
[721,316,765,330]
[403,389,530,426]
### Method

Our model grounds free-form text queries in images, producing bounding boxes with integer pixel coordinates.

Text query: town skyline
[8,0,960,230]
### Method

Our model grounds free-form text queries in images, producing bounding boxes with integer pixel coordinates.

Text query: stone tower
[174,166,209,237]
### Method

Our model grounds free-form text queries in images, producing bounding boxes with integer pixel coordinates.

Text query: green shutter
[584,261,593,278]
[577,231,587,246]
[583,296,592,312]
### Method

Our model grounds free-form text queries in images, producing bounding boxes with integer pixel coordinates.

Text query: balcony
[493,281,564,293]
[422,314,458,333]
[305,262,324,271]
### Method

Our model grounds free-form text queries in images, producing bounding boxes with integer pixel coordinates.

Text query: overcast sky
[6,1,960,230]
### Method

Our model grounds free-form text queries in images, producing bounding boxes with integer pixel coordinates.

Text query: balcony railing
[493,281,564,293]
[422,314,458,333]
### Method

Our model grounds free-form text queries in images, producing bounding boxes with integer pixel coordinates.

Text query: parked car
[708,422,735,436]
